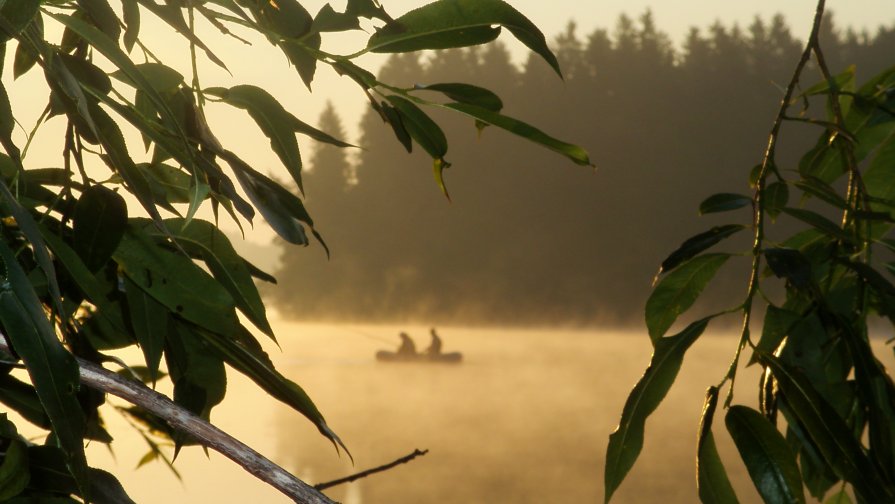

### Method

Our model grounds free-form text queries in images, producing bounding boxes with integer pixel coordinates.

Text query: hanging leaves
[604,318,710,502]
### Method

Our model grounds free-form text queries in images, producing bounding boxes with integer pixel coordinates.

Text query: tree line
[268,11,895,326]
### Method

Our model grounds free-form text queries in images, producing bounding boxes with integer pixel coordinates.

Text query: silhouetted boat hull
[375,351,463,363]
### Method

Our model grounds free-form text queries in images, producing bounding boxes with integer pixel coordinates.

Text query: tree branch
[0,336,335,504]
[314,449,429,491]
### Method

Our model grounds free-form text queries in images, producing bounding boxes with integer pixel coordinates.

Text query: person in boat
[425,327,443,356]
[397,332,417,356]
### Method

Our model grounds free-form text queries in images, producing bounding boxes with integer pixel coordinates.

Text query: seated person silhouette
[425,328,443,356]
[397,332,417,356]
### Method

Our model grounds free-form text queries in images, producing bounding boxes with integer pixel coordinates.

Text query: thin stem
[313,449,429,491]
[722,0,828,407]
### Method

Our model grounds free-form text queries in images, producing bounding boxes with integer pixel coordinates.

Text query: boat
[375,350,463,363]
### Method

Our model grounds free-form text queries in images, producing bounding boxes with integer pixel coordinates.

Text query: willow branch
[0,336,334,504]
[314,449,429,491]
[722,0,828,406]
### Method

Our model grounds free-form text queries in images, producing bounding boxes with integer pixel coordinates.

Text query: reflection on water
[68,319,893,502]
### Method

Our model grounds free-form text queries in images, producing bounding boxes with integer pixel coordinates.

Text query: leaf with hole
[113,225,239,338]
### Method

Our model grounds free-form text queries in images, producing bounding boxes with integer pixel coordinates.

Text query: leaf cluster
[0,0,588,501]
[606,5,895,503]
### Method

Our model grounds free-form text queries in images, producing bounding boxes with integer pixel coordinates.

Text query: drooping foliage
[606,2,895,502]
[0,1,586,501]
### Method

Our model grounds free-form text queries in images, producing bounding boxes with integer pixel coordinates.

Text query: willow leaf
[605,318,709,502]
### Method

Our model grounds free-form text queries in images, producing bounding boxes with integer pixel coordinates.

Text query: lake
[69,317,885,502]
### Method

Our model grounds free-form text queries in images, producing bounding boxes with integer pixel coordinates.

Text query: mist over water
[270,321,760,503]
[56,318,893,502]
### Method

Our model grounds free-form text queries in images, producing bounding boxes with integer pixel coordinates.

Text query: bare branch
[314,449,429,491]
[0,335,334,504]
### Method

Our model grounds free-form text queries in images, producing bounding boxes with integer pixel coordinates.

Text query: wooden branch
[314,449,429,491]
[0,337,334,504]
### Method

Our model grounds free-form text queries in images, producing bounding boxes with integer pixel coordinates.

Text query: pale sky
[6,1,893,247]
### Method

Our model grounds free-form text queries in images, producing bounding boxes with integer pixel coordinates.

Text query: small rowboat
[375,351,463,363]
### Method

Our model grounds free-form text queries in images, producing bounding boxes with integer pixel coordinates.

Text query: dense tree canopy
[270,11,895,326]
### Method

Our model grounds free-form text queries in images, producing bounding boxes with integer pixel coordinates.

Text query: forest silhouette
[266,11,895,326]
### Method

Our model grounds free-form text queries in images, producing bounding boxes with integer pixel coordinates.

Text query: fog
[67,319,771,502]
[258,13,895,328]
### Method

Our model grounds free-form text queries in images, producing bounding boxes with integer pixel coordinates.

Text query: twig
[721,0,828,407]
[313,449,429,491]
[0,336,334,504]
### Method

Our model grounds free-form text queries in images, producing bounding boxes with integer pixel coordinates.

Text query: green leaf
[77,0,121,41]
[759,353,895,502]
[645,254,729,342]
[254,0,312,38]
[367,0,562,77]
[750,305,801,365]
[441,101,592,166]
[13,38,39,80]
[290,115,354,148]
[132,0,227,70]
[72,185,128,272]
[763,248,813,290]
[86,90,255,223]
[0,375,51,430]
[794,177,848,209]
[25,445,136,504]
[781,207,852,243]
[800,66,856,98]
[764,181,789,220]
[604,318,710,502]
[697,386,739,503]
[199,325,348,457]
[113,225,239,337]
[658,225,745,275]
[0,240,88,497]
[220,149,326,250]
[698,193,752,215]
[143,162,192,205]
[124,276,169,384]
[380,101,413,153]
[122,0,140,52]
[166,322,226,424]
[0,0,39,43]
[145,218,274,338]
[415,82,504,111]
[0,435,29,500]
[206,85,305,192]
[38,223,129,336]
[111,63,184,93]
[57,54,112,96]
[725,405,806,504]
[332,58,379,90]
[386,94,448,159]
[281,36,320,90]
